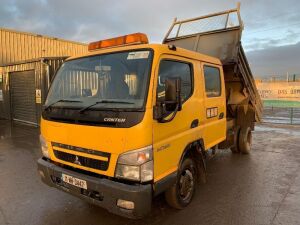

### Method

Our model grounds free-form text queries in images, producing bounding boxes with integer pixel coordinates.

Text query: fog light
[117,199,135,210]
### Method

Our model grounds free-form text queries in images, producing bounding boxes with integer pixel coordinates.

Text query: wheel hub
[179,169,194,201]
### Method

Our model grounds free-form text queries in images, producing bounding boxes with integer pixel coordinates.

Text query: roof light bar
[88,33,149,51]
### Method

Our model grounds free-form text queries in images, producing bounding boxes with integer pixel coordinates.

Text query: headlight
[39,134,50,159]
[115,146,153,182]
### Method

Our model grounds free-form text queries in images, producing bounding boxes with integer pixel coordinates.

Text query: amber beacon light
[88,33,149,51]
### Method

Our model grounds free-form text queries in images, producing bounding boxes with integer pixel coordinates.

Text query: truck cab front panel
[41,108,153,177]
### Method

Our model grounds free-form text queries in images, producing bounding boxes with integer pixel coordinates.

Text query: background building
[0,27,87,65]
[0,28,88,125]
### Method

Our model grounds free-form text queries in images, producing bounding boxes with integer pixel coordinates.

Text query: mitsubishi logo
[73,156,81,165]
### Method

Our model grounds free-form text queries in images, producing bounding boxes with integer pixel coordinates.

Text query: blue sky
[1,0,300,76]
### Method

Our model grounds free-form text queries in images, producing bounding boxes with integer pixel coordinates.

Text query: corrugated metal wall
[0,27,88,124]
[10,70,37,124]
[0,27,88,65]
[0,58,65,124]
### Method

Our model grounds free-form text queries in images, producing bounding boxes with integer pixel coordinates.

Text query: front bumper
[37,158,152,219]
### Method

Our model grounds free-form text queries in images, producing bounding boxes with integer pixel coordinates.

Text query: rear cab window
[203,65,221,97]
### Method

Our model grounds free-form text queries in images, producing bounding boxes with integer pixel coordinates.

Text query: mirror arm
[153,103,164,120]
[158,104,179,123]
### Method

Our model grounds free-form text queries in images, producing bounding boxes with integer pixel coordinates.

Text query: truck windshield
[45,50,153,111]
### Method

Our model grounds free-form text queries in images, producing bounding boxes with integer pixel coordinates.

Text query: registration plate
[62,174,87,189]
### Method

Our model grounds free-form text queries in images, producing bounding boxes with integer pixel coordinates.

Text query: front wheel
[165,158,197,209]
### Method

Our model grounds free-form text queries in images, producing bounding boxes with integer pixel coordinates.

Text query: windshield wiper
[79,100,134,114]
[44,99,82,111]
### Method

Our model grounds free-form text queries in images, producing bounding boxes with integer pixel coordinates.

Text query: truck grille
[52,142,110,171]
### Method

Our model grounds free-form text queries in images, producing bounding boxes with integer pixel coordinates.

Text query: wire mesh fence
[263,106,300,125]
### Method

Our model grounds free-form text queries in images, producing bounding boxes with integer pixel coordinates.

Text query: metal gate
[9,70,37,125]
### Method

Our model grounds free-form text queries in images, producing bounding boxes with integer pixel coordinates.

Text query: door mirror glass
[165,78,181,111]
[153,78,182,122]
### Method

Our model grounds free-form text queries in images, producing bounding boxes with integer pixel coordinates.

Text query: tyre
[230,127,240,153]
[238,126,252,154]
[165,158,197,209]
[230,146,239,153]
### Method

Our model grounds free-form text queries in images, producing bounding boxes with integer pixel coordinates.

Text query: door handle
[190,119,199,128]
[219,112,224,119]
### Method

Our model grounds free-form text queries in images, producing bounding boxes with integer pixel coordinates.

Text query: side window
[157,60,193,102]
[203,66,221,97]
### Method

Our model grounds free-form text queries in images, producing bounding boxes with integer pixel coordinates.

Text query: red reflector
[88,33,149,51]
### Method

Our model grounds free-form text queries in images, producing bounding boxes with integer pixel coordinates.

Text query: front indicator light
[141,160,153,182]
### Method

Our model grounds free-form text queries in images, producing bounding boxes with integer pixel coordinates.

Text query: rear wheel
[230,127,240,153]
[238,126,252,154]
[165,158,197,209]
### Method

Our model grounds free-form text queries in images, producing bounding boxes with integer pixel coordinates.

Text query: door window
[157,60,193,102]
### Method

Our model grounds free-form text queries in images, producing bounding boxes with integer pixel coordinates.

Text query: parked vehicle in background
[37,4,262,218]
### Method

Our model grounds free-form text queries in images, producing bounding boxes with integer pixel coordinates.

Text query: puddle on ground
[263,116,300,124]
[255,125,300,136]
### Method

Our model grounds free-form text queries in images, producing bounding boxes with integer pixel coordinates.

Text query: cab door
[201,63,226,149]
[152,55,202,182]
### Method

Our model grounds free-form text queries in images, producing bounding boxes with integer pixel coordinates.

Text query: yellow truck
[37,5,262,218]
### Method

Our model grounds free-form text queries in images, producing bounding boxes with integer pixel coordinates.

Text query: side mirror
[153,78,182,123]
[165,78,182,111]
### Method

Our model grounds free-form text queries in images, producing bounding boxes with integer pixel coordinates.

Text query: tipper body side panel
[163,6,262,123]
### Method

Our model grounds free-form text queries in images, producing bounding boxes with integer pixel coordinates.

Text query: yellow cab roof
[67,43,222,65]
